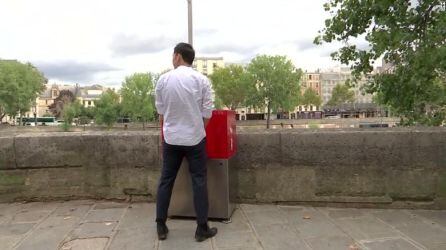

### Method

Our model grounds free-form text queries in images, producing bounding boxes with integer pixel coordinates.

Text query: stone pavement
[1,201,446,250]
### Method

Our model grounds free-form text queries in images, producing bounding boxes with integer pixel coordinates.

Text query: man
[155,43,217,242]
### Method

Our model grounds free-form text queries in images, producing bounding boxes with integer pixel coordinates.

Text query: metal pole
[187,0,193,46]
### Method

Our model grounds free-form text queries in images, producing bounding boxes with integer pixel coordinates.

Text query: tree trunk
[142,120,145,131]
[266,101,271,129]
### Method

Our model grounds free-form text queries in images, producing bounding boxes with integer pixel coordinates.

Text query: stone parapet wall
[1,129,445,208]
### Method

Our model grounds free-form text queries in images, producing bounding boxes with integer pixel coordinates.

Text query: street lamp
[187,0,193,46]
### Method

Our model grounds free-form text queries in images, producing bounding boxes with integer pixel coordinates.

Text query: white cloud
[0,0,356,86]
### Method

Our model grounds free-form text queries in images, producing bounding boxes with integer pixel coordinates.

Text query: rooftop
[1,200,445,250]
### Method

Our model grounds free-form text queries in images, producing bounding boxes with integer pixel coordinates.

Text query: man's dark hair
[174,43,195,65]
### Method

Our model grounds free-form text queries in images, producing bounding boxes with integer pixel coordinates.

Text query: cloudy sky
[0,0,359,88]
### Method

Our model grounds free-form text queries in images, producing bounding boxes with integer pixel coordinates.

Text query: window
[309,75,312,80]
[203,60,207,68]
[88,101,91,105]
[213,63,218,68]
[45,100,48,105]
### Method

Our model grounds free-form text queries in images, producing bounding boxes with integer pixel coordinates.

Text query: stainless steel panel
[169,159,235,220]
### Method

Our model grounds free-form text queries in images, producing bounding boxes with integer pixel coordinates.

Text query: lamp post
[187,0,193,46]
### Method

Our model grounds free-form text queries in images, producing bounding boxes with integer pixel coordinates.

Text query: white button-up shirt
[155,66,213,146]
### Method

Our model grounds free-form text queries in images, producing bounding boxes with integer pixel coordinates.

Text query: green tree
[246,55,302,128]
[94,90,120,129]
[0,60,46,121]
[315,0,446,125]
[120,73,155,130]
[61,101,81,131]
[210,65,253,110]
[78,106,95,125]
[326,84,355,107]
[300,88,323,109]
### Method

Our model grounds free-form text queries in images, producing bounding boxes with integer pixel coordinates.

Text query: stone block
[386,168,437,200]
[235,168,256,201]
[105,132,159,167]
[0,136,15,169]
[315,166,387,197]
[14,133,85,168]
[281,131,367,167]
[232,131,281,169]
[109,165,150,197]
[255,167,315,202]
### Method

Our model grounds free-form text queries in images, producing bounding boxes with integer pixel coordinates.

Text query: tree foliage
[210,65,253,110]
[120,73,155,129]
[0,60,46,120]
[247,55,302,128]
[316,0,446,125]
[94,90,120,129]
[300,88,323,108]
[61,100,81,131]
[326,84,355,107]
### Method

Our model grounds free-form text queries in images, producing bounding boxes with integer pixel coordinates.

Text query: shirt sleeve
[155,77,165,115]
[201,77,213,119]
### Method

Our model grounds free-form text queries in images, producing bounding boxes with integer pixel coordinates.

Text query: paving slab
[255,224,310,250]
[0,223,36,236]
[0,203,25,225]
[94,201,129,209]
[330,215,400,240]
[305,235,358,250]
[21,201,61,211]
[12,210,51,223]
[373,210,446,249]
[69,221,117,239]
[108,227,157,250]
[83,208,126,222]
[61,238,109,250]
[280,206,348,239]
[213,230,262,249]
[53,204,92,218]
[361,237,421,250]
[0,235,23,250]
[318,207,366,219]
[243,207,287,227]
[410,209,446,228]
[15,216,81,250]
[117,202,155,230]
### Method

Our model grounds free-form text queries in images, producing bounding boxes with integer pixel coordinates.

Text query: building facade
[320,67,373,105]
[193,57,225,76]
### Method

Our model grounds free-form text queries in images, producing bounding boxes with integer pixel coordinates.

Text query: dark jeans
[156,138,208,225]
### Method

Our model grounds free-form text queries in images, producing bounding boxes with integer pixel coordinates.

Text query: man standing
[155,43,217,242]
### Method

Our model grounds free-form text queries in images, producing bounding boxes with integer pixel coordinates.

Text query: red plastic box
[205,110,237,159]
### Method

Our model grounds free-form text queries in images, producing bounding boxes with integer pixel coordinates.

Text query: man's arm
[155,75,165,116]
[201,78,213,128]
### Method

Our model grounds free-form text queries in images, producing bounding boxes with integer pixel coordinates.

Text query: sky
[0,0,362,88]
